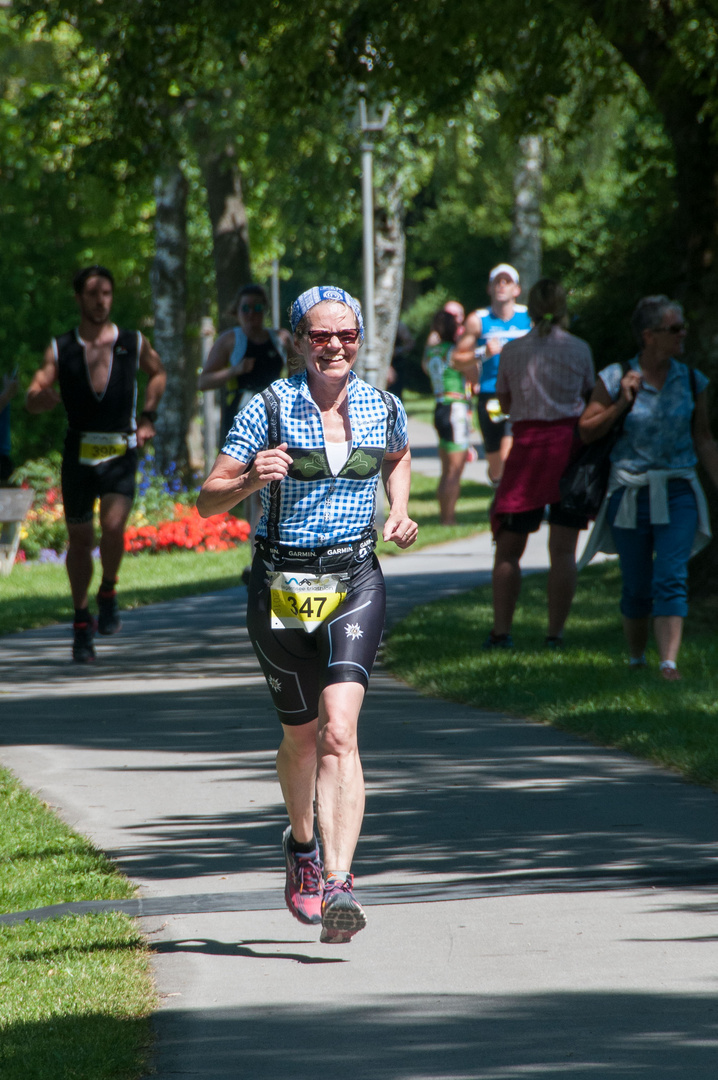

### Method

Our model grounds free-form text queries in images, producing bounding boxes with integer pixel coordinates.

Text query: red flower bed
[124,505,250,555]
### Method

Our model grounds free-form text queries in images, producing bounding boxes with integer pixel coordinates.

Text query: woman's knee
[280,720,318,763]
[319,721,358,758]
[318,684,364,757]
[652,561,689,617]
[619,591,653,619]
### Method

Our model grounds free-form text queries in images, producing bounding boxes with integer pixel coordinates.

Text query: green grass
[0,768,156,1080]
[384,561,718,790]
[402,388,436,425]
[0,472,491,636]
[377,470,491,556]
[0,546,250,637]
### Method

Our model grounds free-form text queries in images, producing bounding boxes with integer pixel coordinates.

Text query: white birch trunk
[151,165,190,473]
[510,134,543,300]
[356,179,406,390]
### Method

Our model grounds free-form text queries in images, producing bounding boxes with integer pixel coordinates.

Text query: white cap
[489,263,520,284]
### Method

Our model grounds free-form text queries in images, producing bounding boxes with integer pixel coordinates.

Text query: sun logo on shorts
[345,622,364,640]
[268,675,282,693]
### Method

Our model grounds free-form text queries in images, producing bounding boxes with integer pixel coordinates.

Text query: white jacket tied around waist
[578,465,712,572]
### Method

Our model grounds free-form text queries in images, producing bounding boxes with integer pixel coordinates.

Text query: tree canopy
[5,2,718,471]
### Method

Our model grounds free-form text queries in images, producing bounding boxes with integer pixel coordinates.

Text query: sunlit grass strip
[1,473,491,637]
[378,471,491,556]
[0,546,250,637]
[402,388,437,425]
[383,562,718,790]
[0,767,156,1080]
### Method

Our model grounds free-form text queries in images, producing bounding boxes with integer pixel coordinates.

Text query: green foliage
[10,451,62,506]
[10,453,66,559]
[9,451,203,559]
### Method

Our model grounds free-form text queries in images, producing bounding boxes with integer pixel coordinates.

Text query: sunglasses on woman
[240,302,264,314]
[655,323,687,334]
[307,329,361,345]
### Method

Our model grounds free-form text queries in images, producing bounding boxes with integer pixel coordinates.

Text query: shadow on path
[149,992,718,1079]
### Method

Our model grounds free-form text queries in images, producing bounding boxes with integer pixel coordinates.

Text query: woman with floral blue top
[198,285,418,944]
[579,295,718,681]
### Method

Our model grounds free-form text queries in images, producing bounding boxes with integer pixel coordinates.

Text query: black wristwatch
[140,410,157,423]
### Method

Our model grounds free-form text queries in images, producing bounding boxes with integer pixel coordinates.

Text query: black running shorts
[434,400,470,452]
[246,551,386,726]
[501,502,588,534]
[476,392,511,454]
[61,432,137,525]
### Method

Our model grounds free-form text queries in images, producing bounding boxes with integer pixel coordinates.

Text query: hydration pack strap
[261,386,282,545]
[377,388,398,449]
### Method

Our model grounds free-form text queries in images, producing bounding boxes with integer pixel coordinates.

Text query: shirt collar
[633,355,681,393]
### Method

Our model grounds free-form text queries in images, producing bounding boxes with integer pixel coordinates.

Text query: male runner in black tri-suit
[26,265,166,662]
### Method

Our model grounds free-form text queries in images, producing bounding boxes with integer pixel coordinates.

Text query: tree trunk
[360,178,406,390]
[201,147,252,330]
[151,165,190,475]
[510,133,543,301]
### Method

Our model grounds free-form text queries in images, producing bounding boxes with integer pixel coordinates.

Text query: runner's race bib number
[270,572,347,634]
[79,432,127,467]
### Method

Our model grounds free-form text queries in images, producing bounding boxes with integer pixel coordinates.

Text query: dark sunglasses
[307,329,360,345]
[655,323,687,334]
[240,302,264,314]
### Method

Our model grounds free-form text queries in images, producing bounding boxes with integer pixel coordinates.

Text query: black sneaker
[97,590,122,635]
[72,619,96,663]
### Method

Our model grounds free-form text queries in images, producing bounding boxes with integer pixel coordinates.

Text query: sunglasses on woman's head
[307,329,360,345]
[240,302,264,314]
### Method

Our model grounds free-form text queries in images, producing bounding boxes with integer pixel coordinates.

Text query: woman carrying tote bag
[578,295,718,681]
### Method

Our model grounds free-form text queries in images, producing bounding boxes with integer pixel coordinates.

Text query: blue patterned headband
[290,286,364,341]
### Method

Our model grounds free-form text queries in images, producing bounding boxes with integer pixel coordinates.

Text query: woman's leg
[315,682,366,873]
[652,482,698,670]
[546,524,580,638]
[622,616,650,661]
[438,447,468,525]
[492,528,528,636]
[653,616,684,666]
[608,490,654,661]
[276,719,319,845]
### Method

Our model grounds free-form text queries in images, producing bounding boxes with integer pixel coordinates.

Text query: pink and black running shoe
[320,875,367,944]
[282,825,323,925]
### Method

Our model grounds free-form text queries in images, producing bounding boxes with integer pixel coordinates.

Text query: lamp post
[359,89,391,387]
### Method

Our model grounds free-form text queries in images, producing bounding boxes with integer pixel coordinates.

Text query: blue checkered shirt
[222,372,408,547]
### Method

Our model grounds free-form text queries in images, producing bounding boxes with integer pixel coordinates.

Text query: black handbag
[559,362,631,519]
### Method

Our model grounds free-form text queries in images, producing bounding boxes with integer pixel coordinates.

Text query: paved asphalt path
[1,418,717,1078]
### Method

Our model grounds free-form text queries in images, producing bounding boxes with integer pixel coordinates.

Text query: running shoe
[282,825,323,925]
[72,619,96,664]
[482,631,513,650]
[660,663,682,682]
[320,875,367,944]
[97,589,122,635]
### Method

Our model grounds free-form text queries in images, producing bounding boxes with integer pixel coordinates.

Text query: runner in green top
[422,309,478,524]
